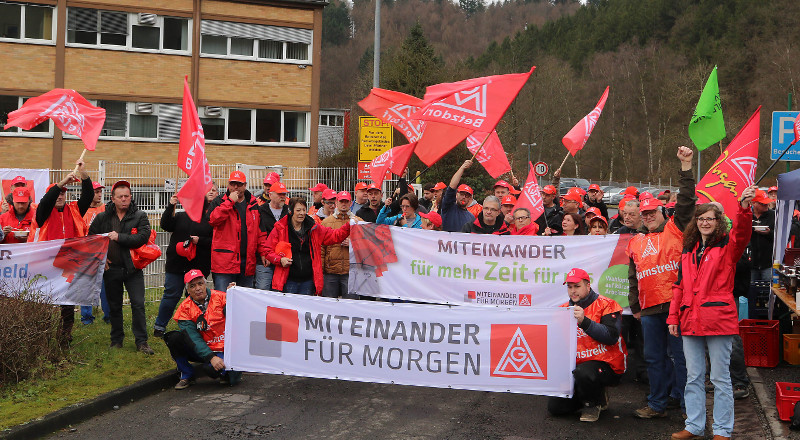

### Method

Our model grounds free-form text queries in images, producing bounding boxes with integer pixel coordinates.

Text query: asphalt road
[49,364,770,440]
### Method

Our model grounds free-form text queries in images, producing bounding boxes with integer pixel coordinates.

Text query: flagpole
[72,148,87,174]
[406,133,494,183]
[557,151,571,171]
[755,140,797,185]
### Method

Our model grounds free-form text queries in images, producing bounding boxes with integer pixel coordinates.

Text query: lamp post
[521,142,537,166]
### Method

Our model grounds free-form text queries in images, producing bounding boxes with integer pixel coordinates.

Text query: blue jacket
[376,206,422,229]
[440,186,475,232]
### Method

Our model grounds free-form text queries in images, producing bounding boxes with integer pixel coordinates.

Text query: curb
[1,369,177,440]
[749,366,790,440]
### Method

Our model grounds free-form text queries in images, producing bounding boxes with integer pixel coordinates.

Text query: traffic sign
[771,111,800,161]
[533,161,549,176]
[358,116,393,162]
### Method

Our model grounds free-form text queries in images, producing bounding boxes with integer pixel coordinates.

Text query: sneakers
[109,342,123,349]
[580,405,602,422]
[633,405,667,419]
[137,342,155,355]
[174,378,193,390]
[153,328,165,338]
[733,384,750,400]
[671,429,703,440]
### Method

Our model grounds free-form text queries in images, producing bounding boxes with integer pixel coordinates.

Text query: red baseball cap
[563,268,591,284]
[752,190,772,205]
[639,197,664,212]
[419,211,442,228]
[588,184,601,191]
[768,186,778,193]
[336,191,352,202]
[585,207,601,218]
[366,183,381,192]
[229,171,246,183]
[666,201,676,209]
[269,182,288,194]
[542,185,557,195]
[183,269,204,284]
[12,187,30,203]
[407,184,415,193]
[563,191,582,203]
[432,182,447,191]
[494,180,512,190]
[309,183,328,192]
[658,190,670,197]
[623,186,638,195]
[92,181,105,190]
[501,195,517,206]
[176,240,197,260]
[11,176,26,186]
[619,195,636,207]
[590,215,608,226]
[263,172,280,185]
[639,191,654,201]
[354,182,368,191]
[112,180,131,192]
[322,188,338,200]
[456,184,473,195]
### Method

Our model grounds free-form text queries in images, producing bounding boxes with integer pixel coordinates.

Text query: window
[201,34,226,54]
[286,42,308,61]
[0,96,51,135]
[230,37,254,56]
[129,114,158,138]
[194,107,310,145]
[228,109,251,140]
[200,117,224,141]
[320,114,345,127]
[258,40,282,59]
[97,100,127,137]
[284,112,306,142]
[67,8,190,53]
[256,110,281,142]
[0,2,54,41]
[200,20,311,63]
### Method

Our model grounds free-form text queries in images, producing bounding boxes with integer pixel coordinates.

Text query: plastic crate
[748,281,772,320]
[784,334,800,365]
[739,319,780,367]
[776,382,800,421]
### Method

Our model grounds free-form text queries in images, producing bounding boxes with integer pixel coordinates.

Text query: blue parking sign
[771,111,800,161]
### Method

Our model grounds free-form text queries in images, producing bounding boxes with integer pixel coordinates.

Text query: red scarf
[45,206,75,241]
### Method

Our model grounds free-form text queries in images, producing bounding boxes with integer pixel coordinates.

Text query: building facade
[317,107,347,159]
[0,0,326,170]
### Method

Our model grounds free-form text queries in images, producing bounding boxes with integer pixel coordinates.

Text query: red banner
[466,131,511,178]
[514,162,545,221]
[358,89,426,143]
[5,89,106,150]
[562,86,609,157]
[176,77,212,222]
[369,142,416,186]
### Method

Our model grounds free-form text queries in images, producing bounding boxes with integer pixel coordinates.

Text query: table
[771,285,798,316]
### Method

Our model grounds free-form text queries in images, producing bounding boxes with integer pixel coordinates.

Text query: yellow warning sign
[358,116,393,162]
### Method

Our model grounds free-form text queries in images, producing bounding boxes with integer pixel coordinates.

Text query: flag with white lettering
[514,162,545,221]
[225,287,577,397]
[369,142,416,186]
[358,89,426,143]
[562,86,609,157]
[466,131,511,178]
[176,77,213,222]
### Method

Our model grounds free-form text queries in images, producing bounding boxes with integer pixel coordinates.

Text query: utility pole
[373,0,381,88]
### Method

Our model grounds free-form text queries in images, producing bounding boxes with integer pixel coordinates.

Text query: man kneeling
[548,268,627,422]
[165,269,241,389]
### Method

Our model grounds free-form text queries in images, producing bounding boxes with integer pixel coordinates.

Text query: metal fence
[51,162,396,302]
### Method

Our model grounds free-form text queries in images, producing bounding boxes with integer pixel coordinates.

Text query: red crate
[739,319,780,367]
[776,382,800,421]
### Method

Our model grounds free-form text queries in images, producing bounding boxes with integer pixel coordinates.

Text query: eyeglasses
[514,216,530,221]
[400,204,413,209]
[483,207,500,213]
[323,200,335,205]
[697,217,717,223]
[641,210,659,219]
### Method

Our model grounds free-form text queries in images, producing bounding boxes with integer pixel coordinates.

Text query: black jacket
[258,202,290,235]
[36,177,94,225]
[584,196,609,220]
[89,200,151,272]
[160,202,213,276]
[749,209,775,269]
[356,205,381,223]
[461,213,509,235]
[535,204,564,235]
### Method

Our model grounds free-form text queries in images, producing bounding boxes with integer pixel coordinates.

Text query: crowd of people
[2,146,798,440]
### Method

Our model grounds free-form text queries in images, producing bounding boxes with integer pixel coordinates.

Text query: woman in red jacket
[264,197,351,295]
[667,185,755,440]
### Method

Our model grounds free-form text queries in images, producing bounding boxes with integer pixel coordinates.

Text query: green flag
[688,66,725,151]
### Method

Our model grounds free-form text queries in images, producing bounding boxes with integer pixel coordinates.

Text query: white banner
[0,168,49,204]
[225,287,577,397]
[348,224,633,310]
[0,236,109,305]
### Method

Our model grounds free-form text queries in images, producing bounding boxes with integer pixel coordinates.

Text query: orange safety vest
[29,202,87,242]
[562,295,627,375]
[83,204,105,227]
[173,290,226,351]
[625,219,683,309]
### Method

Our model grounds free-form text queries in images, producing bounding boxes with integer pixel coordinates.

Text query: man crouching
[548,268,627,422]
[165,269,242,389]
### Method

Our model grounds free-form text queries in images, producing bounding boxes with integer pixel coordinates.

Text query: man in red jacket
[0,187,35,243]
[208,171,261,291]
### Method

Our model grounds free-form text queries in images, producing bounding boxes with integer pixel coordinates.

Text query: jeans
[548,360,620,415]
[683,335,734,437]
[750,267,772,283]
[104,266,147,346]
[80,305,95,324]
[154,272,185,332]
[321,273,357,299]
[283,279,315,295]
[99,281,110,323]
[212,272,254,292]
[164,331,227,380]
[254,264,275,290]
[641,312,687,412]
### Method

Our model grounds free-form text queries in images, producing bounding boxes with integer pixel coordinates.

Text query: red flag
[176,77,212,222]
[413,122,473,166]
[358,88,426,143]
[696,106,761,226]
[562,86,609,156]
[369,142,416,186]
[413,67,534,132]
[514,162,545,221]
[792,111,800,146]
[466,131,511,178]
[5,89,106,150]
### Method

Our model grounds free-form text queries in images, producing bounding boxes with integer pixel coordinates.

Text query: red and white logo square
[490,324,547,379]
[518,294,532,306]
[467,290,477,299]
[265,307,299,343]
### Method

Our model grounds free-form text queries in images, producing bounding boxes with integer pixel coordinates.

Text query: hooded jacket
[265,212,351,294]
[88,199,151,272]
[376,206,422,229]
[208,190,261,276]
[508,222,539,236]
[461,212,509,235]
[0,205,35,243]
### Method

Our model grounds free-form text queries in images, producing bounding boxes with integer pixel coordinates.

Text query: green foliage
[380,22,445,98]
[322,1,352,47]
[459,0,485,18]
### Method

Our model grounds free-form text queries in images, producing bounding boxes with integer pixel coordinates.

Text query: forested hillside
[320,0,800,185]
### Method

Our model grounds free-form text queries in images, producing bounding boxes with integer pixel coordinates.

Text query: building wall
[71,0,194,14]
[198,58,311,107]
[0,43,56,93]
[202,0,314,24]
[0,137,56,169]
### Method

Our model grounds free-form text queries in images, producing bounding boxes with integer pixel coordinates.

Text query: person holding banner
[548,268,626,422]
[441,160,476,232]
[166,269,241,390]
[535,184,563,236]
[320,191,362,299]
[461,196,508,234]
[255,182,290,291]
[628,146,696,419]
[508,208,539,235]
[588,216,609,236]
[0,186,34,243]
[80,181,107,325]
[356,183,383,223]
[265,197,351,295]
[29,161,93,347]
[89,180,153,354]
[377,193,422,229]
[667,186,755,440]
